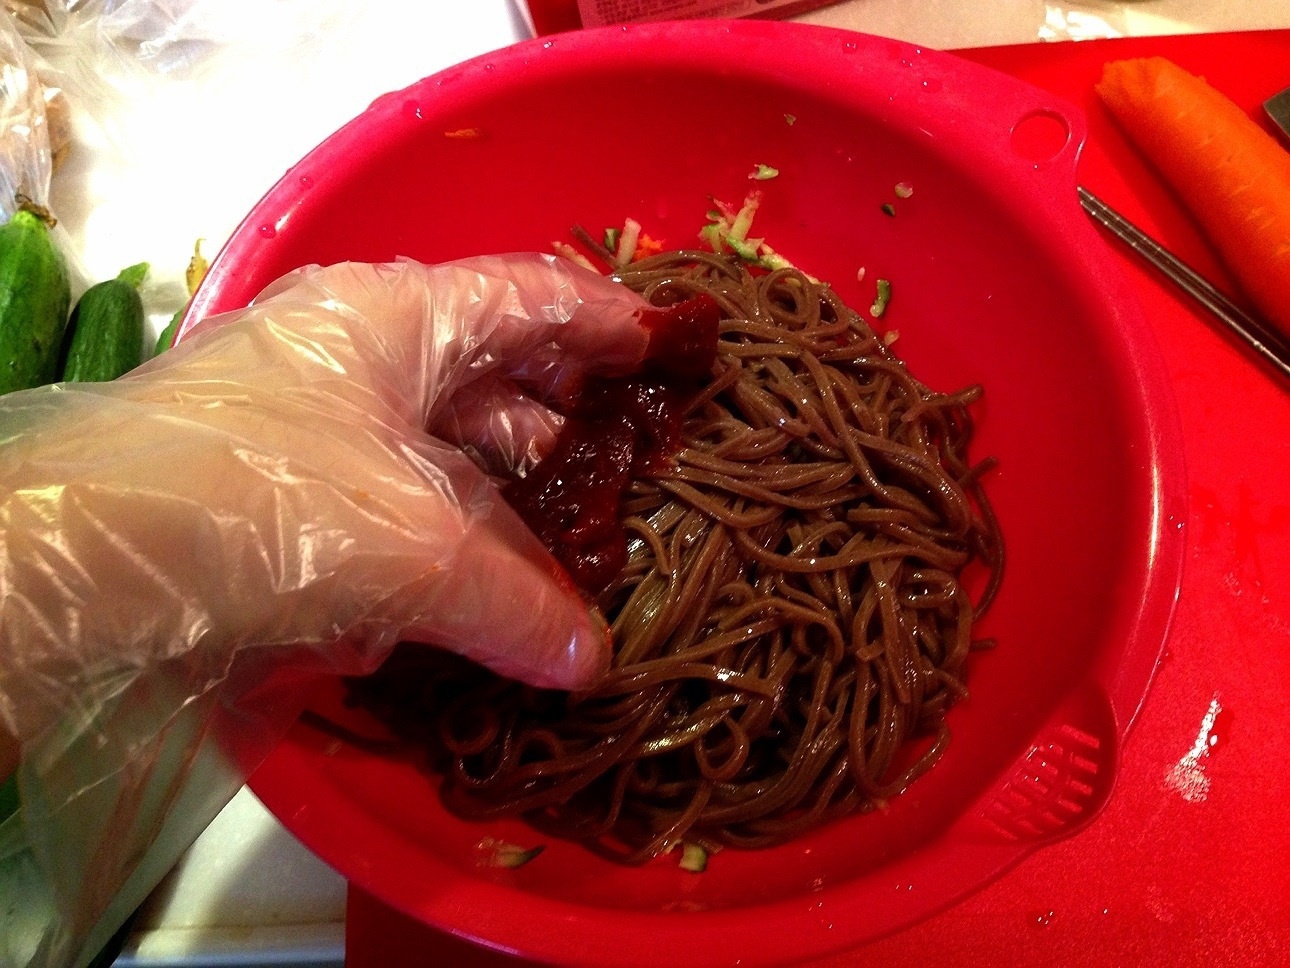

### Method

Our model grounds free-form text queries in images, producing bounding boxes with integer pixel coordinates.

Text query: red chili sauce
[504,294,720,595]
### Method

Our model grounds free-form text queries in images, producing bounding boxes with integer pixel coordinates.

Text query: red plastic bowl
[193,20,1185,967]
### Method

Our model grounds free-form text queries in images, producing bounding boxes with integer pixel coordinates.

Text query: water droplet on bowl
[298,174,313,188]
[1030,909,1055,928]
[921,78,943,93]
[402,100,423,121]
[259,224,277,239]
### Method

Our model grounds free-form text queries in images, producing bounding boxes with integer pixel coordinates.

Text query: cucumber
[0,204,72,394]
[153,240,206,359]
[154,305,183,358]
[59,262,149,382]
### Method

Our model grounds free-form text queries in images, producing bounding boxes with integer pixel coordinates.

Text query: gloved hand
[0,253,652,968]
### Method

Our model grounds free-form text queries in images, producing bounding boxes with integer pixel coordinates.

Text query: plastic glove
[0,253,652,968]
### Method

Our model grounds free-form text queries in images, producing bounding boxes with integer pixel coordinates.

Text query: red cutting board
[345,29,1290,967]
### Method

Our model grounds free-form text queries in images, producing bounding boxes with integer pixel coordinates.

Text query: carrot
[633,233,664,261]
[1096,56,1290,338]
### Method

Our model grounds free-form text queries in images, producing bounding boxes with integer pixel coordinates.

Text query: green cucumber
[154,305,183,358]
[153,240,207,359]
[59,262,149,382]
[0,203,72,394]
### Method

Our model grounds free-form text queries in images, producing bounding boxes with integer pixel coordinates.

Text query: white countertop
[76,1,1281,964]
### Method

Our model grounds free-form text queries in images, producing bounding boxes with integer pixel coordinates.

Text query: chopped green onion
[784,113,797,125]
[679,842,708,873]
[881,202,897,217]
[870,278,892,318]
[894,181,914,199]
[749,163,779,181]
[603,227,620,251]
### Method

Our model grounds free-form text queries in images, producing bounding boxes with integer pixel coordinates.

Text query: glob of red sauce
[504,294,721,595]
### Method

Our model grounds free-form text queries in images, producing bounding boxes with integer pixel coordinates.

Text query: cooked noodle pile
[347,250,1003,862]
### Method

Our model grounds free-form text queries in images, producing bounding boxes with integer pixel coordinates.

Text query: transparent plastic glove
[0,252,651,968]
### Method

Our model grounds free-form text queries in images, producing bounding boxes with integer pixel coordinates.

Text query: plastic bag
[1038,3,1130,41]
[0,253,651,967]
[0,5,56,215]
[3,2,67,40]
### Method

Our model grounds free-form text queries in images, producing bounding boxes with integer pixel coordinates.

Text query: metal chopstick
[1077,186,1290,382]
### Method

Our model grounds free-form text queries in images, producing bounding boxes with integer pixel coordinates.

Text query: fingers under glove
[200,253,653,439]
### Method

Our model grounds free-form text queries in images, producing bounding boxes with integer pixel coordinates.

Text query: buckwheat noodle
[346,251,1004,863]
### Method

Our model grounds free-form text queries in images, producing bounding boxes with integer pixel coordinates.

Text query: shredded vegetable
[679,843,708,873]
[560,179,811,276]
[550,240,597,272]
[695,189,803,272]
[615,218,643,266]
[870,278,892,318]
[477,837,546,869]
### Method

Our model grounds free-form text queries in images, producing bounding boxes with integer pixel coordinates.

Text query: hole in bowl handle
[958,683,1120,846]
[933,56,1086,182]
[1011,109,1074,165]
